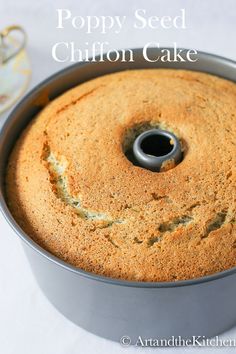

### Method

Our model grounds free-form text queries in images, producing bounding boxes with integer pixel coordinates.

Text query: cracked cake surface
[6,69,236,282]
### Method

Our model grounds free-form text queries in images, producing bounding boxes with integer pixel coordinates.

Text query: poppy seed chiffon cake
[5,69,236,282]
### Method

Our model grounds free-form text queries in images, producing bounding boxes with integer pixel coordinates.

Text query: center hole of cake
[122,122,185,172]
[140,134,173,157]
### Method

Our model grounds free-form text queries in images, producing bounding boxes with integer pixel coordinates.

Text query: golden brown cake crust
[6,69,236,282]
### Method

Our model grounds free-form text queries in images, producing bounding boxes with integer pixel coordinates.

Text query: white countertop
[0,0,236,353]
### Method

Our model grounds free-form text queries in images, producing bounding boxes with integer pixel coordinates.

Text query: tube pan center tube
[133,129,182,172]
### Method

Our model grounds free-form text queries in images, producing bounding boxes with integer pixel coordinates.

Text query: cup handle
[0,25,26,64]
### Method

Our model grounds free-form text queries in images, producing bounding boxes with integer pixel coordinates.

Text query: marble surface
[0,0,235,353]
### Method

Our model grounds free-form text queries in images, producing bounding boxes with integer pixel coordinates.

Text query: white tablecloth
[0,0,235,353]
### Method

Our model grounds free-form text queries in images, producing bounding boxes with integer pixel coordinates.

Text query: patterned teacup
[0,25,26,65]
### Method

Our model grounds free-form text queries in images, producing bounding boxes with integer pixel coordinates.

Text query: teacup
[0,25,26,65]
